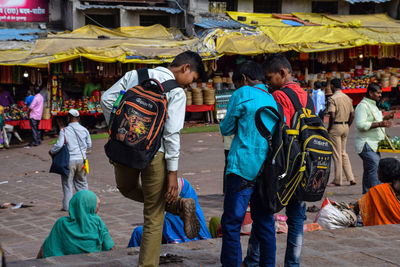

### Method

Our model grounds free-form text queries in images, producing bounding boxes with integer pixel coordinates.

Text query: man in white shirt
[355,83,394,194]
[50,109,92,211]
[101,51,204,267]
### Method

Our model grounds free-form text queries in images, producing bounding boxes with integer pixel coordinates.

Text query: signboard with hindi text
[0,0,48,22]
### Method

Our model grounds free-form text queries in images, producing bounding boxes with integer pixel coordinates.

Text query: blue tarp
[345,0,391,3]
[0,28,44,41]
[194,17,249,29]
[281,20,303,26]
[77,4,182,14]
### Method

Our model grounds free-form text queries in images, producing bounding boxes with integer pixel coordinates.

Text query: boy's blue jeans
[243,200,306,267]
[221,173,276,267]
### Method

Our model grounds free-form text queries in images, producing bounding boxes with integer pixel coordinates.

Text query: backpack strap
[255,104,284,145]
[282,87,316,115]
[137,68,179,93]
[306,95,315,114]
[137,68,149,84]
[161,79,180,93]
[281,87,303,111]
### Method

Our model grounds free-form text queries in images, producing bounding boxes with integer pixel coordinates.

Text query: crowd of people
[0,85,47,149]
[1,50,398,267]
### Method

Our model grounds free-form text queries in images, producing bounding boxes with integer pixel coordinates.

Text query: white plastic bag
[314,198,352,230]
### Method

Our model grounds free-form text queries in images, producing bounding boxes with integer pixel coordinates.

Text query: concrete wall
[188,0,209,14]
[49,0,63,23]
[120,10,139,27]
[281,0,350,14]
[237,0,253,12]
[388,0,400,19]
[282,0,310,13]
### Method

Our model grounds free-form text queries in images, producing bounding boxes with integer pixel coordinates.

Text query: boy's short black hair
[379,158,400,182]
[262,53,293,74]
[367,82,381,96]
[232,61,264,84]
[314,81,322,89]
[170,51,205,78]
[330,78,341,89]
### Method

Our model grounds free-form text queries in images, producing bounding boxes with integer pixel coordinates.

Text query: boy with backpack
[220,61,279,267]
[101,51,204,267]
[263,53,308,267]
[244,53,332,267]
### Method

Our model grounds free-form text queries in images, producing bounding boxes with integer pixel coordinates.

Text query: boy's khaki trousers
[114,152,179,267]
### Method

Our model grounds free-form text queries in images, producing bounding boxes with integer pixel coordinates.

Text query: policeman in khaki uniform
[327,78,357,186]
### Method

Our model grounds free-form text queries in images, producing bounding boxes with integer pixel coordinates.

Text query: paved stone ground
[1,121,400,266]
[8,225,400,266]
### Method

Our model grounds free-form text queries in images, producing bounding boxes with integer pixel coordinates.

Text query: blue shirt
[25,95,34,107]
[220,84,279,181]
[312,89,325,115]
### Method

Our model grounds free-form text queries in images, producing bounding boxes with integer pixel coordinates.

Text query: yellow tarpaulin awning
[0,24,218,67]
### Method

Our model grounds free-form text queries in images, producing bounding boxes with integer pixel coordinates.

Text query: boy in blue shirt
[220,61,279,267]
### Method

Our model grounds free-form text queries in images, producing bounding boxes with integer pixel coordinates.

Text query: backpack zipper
[303,135,333,150]
[126,101,157,116]
[146,100,167,150]
[308,148,332,155]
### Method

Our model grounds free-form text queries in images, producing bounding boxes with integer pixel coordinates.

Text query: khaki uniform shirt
[327,90,354,122]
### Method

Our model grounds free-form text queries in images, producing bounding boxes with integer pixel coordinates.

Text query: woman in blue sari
[128,178,211,247]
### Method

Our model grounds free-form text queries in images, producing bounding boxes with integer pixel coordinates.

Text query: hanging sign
[0,0,48,22]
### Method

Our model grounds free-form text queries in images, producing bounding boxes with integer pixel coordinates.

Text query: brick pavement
[1,123,399,265]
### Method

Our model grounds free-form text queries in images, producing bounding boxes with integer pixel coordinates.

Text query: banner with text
[0,0,48,22]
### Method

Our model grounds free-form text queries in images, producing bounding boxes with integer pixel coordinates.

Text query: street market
[2,0,400,266]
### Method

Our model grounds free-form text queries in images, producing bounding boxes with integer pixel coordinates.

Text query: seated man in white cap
[49,109,92,211]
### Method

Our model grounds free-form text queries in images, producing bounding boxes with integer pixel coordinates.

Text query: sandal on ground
[328,183,341,187]
[350,181,357,186]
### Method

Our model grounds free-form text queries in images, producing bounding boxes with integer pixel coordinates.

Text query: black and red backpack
[105,69,179,169]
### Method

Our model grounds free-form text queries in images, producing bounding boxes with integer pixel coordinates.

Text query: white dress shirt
[100,67,186,171]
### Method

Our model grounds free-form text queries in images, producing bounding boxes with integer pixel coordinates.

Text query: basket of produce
[378,136,400,153]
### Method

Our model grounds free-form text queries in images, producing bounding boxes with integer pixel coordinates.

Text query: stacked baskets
[185,90,192,106]
[192,88,203,105]
[203,88,215,105]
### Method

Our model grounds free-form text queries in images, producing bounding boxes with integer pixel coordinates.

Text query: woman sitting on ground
[37,190,115,258]
[128,178,211,247]
[355,158,400,226]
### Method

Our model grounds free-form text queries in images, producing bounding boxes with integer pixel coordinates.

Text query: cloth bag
[50,130,70,176]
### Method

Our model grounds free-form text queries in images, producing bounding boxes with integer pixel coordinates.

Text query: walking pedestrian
[49,109,92,211]
[327,78,357,187]
[0,85,14,108]
[220,61,278,267]
[354,83,394,194]
[312,81,326,121]
[101,51,204,267]
[244,53,310,267]
[27,86,44,147]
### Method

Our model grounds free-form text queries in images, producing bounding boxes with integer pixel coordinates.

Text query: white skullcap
[68,109,80,117]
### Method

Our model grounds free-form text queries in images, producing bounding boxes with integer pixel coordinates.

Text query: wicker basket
[390,75,399,87]
[185,91,192,106]
[42,107,51,120]
[203,88,215,105]
[192,88,203,105]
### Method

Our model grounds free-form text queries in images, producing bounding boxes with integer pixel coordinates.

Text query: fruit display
[341,76,374,90]
[379,136,400,150]
[3,105,29,121]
